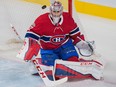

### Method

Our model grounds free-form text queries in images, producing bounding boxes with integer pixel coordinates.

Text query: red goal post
[68,0,72,16]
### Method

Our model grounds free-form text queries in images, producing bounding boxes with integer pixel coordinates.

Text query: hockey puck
[42,5,47,9]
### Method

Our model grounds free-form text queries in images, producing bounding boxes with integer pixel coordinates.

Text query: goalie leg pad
[54,59,104,80]
[32,58,68,86]
[54,64,93,79]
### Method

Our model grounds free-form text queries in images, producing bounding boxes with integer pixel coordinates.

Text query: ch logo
[54,38,63,42]
[50,35,65,45]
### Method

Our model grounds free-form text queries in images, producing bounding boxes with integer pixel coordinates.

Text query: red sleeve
[66,14,85,44]
[70,29,85,45]
[27,13,49,35]
[27,16,43,35]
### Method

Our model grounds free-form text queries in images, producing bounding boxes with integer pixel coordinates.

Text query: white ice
[0,0,116,87]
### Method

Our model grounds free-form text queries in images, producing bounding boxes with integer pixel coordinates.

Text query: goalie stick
[10,24,23,41]
[32,58,68,87]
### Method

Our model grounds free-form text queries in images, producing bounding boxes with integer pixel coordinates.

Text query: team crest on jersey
[50,35,65,45]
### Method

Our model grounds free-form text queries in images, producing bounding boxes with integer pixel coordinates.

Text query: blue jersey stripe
[25,32,40,40]
[40,36,51,41]
[70,27,79,35]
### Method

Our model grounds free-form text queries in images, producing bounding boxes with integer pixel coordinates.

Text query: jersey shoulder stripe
[70,27,80,36]
[25,31,40,40]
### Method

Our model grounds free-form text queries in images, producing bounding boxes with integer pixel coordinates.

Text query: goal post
[68,0,72,16]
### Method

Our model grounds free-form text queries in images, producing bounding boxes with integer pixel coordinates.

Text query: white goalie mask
[50,1,63,24]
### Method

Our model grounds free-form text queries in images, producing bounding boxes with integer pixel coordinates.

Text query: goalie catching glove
[76,40,94,57]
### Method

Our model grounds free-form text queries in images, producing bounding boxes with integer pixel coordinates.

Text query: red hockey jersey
[25,12,84,49]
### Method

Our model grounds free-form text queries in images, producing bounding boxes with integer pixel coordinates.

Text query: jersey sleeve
[68,14,85,45]
[69,27,85,45]
[25,15,44,41]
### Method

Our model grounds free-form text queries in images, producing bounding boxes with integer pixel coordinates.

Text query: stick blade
[45,77,68,87]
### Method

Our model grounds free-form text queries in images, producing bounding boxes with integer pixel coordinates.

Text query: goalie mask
[50,1,63,24]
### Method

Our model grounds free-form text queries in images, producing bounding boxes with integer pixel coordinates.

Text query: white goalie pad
[54,59,104,80]
[32,58,68,87]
